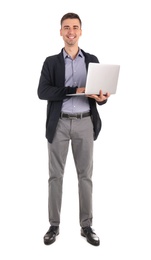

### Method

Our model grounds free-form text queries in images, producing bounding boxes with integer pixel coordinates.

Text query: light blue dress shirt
[61,49,90,114]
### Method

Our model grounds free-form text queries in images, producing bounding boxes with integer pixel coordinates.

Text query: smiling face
[60,18,82,47]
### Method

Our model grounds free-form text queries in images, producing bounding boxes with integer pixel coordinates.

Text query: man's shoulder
[81,49,99,62]
[45,51,63,63]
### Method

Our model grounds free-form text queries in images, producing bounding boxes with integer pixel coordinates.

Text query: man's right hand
[76,87,85,94]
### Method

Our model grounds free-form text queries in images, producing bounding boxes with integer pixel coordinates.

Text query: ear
[60,29,62,36]
[80,29,82,36]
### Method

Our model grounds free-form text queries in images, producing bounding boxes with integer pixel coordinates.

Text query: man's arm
[37,58,77,101]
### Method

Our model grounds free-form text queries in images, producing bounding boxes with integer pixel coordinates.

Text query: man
[37,12,110,246]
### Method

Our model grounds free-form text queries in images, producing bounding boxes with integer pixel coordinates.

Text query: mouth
[67,36,75,39]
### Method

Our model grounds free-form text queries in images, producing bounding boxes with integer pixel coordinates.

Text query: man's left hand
[87,90,110,102]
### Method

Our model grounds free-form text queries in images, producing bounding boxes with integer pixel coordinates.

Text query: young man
[38,12,110,246]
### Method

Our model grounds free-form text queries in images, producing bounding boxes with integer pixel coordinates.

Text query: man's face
[60,18,82,46]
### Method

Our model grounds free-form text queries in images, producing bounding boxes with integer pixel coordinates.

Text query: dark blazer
[38,48,107,143]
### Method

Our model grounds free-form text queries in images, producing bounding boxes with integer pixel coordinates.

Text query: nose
[68,27,74,33]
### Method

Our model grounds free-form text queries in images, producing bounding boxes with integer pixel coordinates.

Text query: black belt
[60,112,90,119]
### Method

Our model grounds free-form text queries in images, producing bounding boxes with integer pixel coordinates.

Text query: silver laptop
[66,62,120,96]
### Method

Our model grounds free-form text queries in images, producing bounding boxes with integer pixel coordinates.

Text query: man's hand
[76,87,85,94]
[87,90,110,102]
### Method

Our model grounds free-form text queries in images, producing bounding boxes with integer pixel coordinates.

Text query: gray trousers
[47,116,94,227]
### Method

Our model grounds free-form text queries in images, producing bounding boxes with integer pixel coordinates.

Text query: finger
[99,89,103,96]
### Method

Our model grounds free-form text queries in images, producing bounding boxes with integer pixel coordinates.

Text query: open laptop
[66,62,120,96]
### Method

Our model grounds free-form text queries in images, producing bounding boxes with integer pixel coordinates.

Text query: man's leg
[47,119,70,226]
[71,116,94,227]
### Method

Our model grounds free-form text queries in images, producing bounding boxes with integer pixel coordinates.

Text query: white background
[0,0,151,259]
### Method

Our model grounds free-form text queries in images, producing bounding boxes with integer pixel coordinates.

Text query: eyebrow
[63,25,80,29]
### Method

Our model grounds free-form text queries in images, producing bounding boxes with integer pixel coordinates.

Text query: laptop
[66,62,120,96]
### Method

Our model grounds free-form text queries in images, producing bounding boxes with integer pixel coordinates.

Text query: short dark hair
[60,12,82,28]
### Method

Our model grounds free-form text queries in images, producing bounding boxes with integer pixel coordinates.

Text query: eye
[73,26,79,30]
[63,26,70,30]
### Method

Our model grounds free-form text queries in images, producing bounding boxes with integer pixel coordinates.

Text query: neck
[64,46,79,59]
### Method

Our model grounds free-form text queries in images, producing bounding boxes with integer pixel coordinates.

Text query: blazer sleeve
[37,57,77,101]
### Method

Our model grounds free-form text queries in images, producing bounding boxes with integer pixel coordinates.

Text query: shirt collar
[63,48,83,59]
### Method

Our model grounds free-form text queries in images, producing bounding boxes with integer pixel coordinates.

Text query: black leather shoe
[81,226,100,246]
[43,226,59,245]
